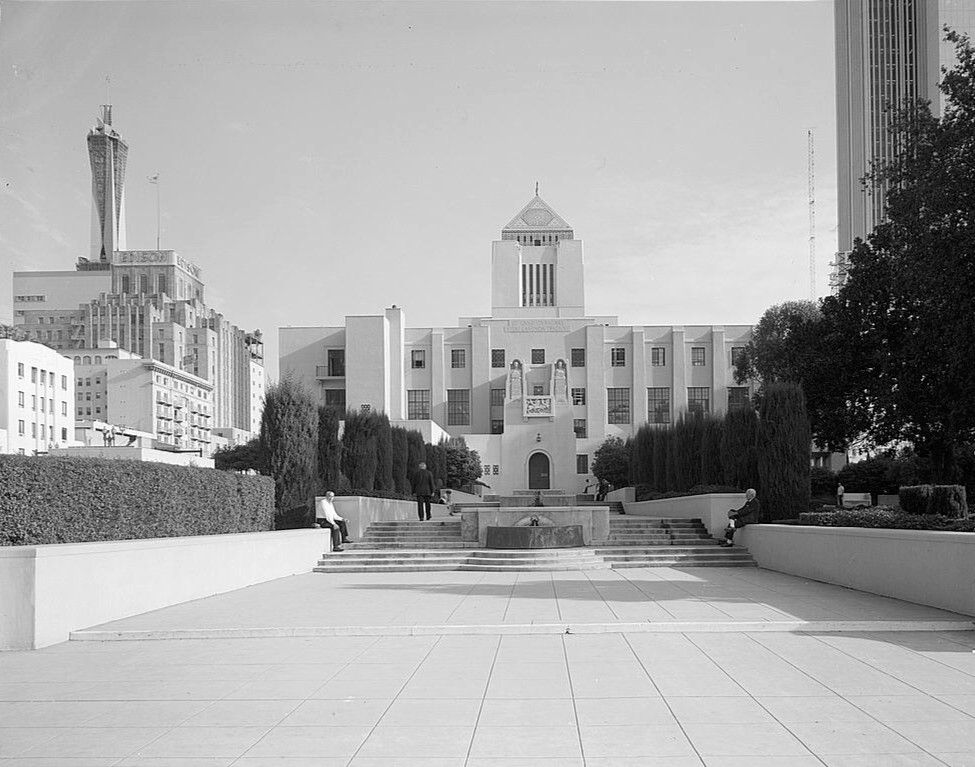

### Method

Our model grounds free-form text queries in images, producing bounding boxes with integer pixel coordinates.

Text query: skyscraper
[87,105,128,262]
[832,0,975,291]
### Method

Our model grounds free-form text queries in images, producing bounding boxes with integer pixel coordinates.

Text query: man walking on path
[720,488,759,547]
[413,461,436,521]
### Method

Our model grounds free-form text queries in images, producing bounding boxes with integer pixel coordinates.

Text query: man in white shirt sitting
[316,491,350,552]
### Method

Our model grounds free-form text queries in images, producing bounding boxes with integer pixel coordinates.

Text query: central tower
[491,193,585,318]
[87,105,128,261]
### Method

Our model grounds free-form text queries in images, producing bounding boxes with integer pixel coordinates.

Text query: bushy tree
[372,413,394,492]
[341,410,377,490]
[757,382,811,520]
[214,437,264,473]
[442,436,483,489]
[317,405,342,492]
[260,377,318,518]
[592,436,631,488]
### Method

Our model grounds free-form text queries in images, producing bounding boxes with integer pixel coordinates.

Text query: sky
[0,0,836,381]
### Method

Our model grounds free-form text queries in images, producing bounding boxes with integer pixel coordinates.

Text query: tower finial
[535,181,539,196]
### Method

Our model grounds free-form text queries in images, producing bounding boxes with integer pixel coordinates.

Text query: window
[121,275,131,293]
[533,385,545,395]
[607,388,631,424]
[327,349,345,377]
[490,388,504,434]
[140,275,149,294]
[688,387,711,416]
[31,367,37,383]
[531,348,545,364]
[447,389,470,426]
[571,348,585,367]
[158,275,167,295]
[611,347,626,367]
[324,389,345,410]
[17,420,24,436]
[571,387,586,406]
[40,370,46,385]
[17,363,24,378]
[491,420,504,434]
[691,347,706,366]
[31,423,36,438]
[61,427,67,441]
[61,375,67,390]
[728,387,750,412]
[85,378,91,387]
[411,350,426,369]
[451,349,466,368]
[61,402,67,416]
[731,346,745,367]
[17,392,24,408]
[573,418,588,439]
[407,389,431,420]
[491,349,505,368]
[647,388,671,424]
[31,395,36,411]
[577,454,589,474]
[490,388,505,407]
[40,399,45,413]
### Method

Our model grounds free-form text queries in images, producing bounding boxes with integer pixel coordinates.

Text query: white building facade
[281,195,753,495]
[0,340,76,455]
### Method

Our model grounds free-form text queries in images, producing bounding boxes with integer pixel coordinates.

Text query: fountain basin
[485,525,585,549]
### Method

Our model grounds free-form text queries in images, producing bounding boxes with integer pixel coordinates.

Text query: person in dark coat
[720,488,759,547]
[412,461,436,521]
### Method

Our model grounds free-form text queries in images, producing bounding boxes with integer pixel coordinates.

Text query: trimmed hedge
[798,507,975,531]
[635,484,741,502]
[899,484,968,518]
[0,455,274,546]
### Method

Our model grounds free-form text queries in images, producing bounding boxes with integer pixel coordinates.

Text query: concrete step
[368,522,462,528]
[343,542,480,550]
[326,550,470,560]
[458,563,611,572]
[609,560,756,569]
[314,563,464,573]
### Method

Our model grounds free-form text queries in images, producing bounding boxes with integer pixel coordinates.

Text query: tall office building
[87,105,128,262]
[833,0,975,291]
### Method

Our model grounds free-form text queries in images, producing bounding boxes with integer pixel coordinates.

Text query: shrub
[373,413,394,492]
[899,484,933,515]
[651,428,668,492]
[930,485,968,518]
[317,406,343,493]
[635,484,741,502]
[214,437,265,473]
[757,382,811,521]
[391,427,410,495]
[700,417,724,486]
[798,506,974,531]
[721,406,760,490]
[810,466,838,497]
[0,455,273,546]
[592,436,632,489]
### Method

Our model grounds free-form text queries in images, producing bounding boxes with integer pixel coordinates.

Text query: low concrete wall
[624,493,746,538]
[330,496,450,539]
[0,530,328,651]
[740,525,975,617]
[606,487,636,503]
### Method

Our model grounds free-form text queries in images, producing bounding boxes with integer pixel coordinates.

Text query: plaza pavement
[3,568,975,764]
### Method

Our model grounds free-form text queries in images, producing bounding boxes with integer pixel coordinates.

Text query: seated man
[720,488,759,547]
[316,491,350,551]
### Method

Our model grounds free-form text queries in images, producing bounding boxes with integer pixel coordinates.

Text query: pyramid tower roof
[501,193,573,235]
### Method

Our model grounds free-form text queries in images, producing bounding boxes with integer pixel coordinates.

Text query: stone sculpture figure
[509,359,523,399]
[553,359,568,401]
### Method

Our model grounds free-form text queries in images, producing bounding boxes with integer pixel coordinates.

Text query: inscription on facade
[113,251,201,278]
[523,395,553,417]
[506,319,573,333]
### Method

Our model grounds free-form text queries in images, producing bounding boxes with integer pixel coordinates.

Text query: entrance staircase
[314,514,755,573]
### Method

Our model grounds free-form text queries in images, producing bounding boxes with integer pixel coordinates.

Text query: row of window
[395,386,751,427]
[14,295,45,302]
[16,420,68,441]
[16,364,68,390]
[407,346,746,369]
[16,392,68,416]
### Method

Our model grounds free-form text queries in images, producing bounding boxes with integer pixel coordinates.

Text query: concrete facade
[0,340,76,455]
[282,195,754,495]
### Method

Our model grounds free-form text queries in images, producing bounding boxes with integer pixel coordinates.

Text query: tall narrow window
[451,349,466,368]
[327,349,346,377]
[607,388,631,424]
[728,387,750,412]
[571,348,585,367]
[691,347,706,366]
[571,387,586,405]
[573,418,587,439]
[576,454,589,474]
[407,389,431,419]
[491,349,505,368]
[411,350,426,369]
[531,348,545,365]
[446,389,470,426]
[651,347,666,366]
[611,347,626,367]
[647,387,671,424]
[688,387,710,416]
[490,387,505,434]
[731,346,746,367]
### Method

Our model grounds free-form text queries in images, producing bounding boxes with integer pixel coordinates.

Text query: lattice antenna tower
[808,128,816,301]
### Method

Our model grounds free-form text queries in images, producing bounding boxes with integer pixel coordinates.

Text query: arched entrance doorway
[528,452,551,490]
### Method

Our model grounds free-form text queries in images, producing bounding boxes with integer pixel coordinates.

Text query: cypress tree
[721,406,760,490]
[317,405,342,493]
[372,413,394,492]
[664,425,679,492]
[700,416,724,486]
[260,377,318,521]
[757,382,811,521]
[391,427,410,495]
[406,430,426,491]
